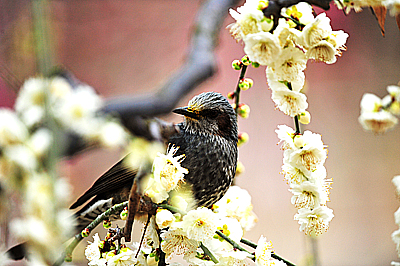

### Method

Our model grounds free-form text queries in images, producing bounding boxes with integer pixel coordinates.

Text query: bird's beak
[173,106,200,119]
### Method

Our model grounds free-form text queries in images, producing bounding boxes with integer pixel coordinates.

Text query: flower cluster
[14,77,129,147]
[392,175,400,265]
[276,125,334,235]
[334,0,400,16]
[358,84,400,134]
[230,1,348,118]
[85,233,147,266]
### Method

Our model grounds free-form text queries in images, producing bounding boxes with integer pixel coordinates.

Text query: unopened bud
[236,161,245,175]
[156,209,175,229]
[238,103,250,118]
[81,228,90,238]
[227,91,235,100]
[231,103,237,110]
[258,0,269,10]
[298,111,311,124]
[239,78,253,91]
[251,62,260,68]
[293,134,304,149]
[238,132,249,146]
[103,219,112,229]
[241,55,251,65]
[99,240,105,249]
[232,59,242,70]
[120,208,128,220]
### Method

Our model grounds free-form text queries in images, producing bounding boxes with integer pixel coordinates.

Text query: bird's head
[173,92,238,142]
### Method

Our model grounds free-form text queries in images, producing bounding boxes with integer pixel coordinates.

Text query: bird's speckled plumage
[169,92,238,207]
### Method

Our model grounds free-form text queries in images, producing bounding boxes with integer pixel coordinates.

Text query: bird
[6,91,238,260]
[71,91,238,230]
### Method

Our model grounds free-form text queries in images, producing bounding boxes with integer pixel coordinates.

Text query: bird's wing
[69,156,137,209]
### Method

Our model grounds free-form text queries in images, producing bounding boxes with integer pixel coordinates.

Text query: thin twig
[200,242,219,264]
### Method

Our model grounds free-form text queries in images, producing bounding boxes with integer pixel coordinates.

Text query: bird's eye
[204,109,219,119]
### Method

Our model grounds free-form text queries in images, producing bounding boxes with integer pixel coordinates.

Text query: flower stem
[215,231,254,258]
[200,242,219,264]
[287,82,302,134]
[58,201,129,263]
[235,64,248,115]
[158,203,187,216]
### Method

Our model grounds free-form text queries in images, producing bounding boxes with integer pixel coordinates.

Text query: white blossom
[269,46,307,83]
[160,228,198,258]
[27,128,53,158]
[254,236,274,266]
[301,13,332,48]
[85,233,106,266]
[266,67,305,92]
[243,32,281,66]
[182,207,218,242]
[359,110,398,133]
[106,248,137,266]
[156,209,175,229]
[294,205,334,236]
[0,109,29,147]
[290,181,328,209]
[98,120,128,148]
[271,88,308,117]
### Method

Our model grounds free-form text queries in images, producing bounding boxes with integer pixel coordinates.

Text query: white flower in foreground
[287,130,326,173]
[153,145,188,192]
[2,144,38,172]
[290,181,328,209]
[255,236,274,266]
[212,217,244,252]
[85,233,106,266]
[359,110,398,133]
[15,78,47,126]
[182,207,218,242]
[266,67,305,92]
[391,261,400,266]
[213,186,257,231]
[27,128,53,158]
[301,13,332,47]
[215,250,250,266]
[281,163,307,185]
[271,89,308,117]
[106,247,137,266]
[244,32,281,66]
[385,0,400,16]
[48,76,72,102]
[229,1,272,40]
[275,125,296,151]
[0,109,28,147]
[269,46,307,83]
[295,205,334,236]
[98,120,128,148]
[156,209,175,229]
[306,40,337,64]
[56,84,103,134]
[160,228,198,258]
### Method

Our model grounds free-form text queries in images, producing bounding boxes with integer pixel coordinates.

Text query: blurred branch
[64,0,241,157]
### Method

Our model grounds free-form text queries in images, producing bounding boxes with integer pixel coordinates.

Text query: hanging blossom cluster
[358,83,400,134]
[85,147,264,266]
[229,1,343,235]
[230,1,348,119]
[276,125,333,235]
[0,76,127,263]
[392,175,400,266]
[333,0,400,16]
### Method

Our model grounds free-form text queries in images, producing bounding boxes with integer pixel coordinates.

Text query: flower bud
[251,62,260,68]
[81,228,90,238]
[299,111,311,124]
[239,78,253,91]
[238,103,250,118]
[236,161,245,175]
[120,208,128,220]
[238,132,249,146]
[241,55,251,65]
[156,209,175,229]
[227,91,235,100]
[103,219,112,229]
[232,59,242,70]
[258,0,269,9]
[293,134,304,149]
[99,240,105,249]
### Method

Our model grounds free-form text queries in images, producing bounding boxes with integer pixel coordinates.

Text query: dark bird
[71,91,238,230]
[6,91,238,259]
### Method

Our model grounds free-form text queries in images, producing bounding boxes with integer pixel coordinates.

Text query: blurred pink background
[1,1,400,265]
